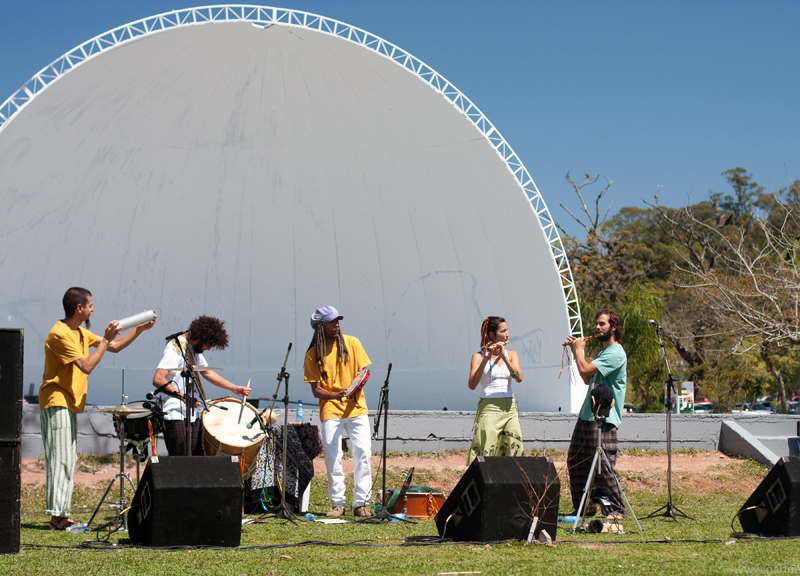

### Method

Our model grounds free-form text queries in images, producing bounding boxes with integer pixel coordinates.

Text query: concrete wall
[22,405,800,458]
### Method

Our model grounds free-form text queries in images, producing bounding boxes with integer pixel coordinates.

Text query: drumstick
[237,379,251,424]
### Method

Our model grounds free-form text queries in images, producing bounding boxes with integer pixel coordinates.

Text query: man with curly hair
[152,315,251,456]
[563,309,628,520]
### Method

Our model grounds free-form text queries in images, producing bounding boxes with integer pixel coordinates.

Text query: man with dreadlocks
[152,315,251,456]
[304,306,373,518]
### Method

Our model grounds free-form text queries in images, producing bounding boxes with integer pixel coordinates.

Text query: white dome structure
[0,6,582,411]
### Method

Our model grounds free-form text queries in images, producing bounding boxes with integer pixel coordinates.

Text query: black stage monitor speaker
[0,328,24,441]
[435,456,560,542]
[739,456,800,537]
[0,444,21,554]
[128,455,243,547]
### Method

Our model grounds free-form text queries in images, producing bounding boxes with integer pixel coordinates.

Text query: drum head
[203,399,264,446]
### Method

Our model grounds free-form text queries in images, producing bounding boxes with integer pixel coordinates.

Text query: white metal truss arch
[0,4,581,335]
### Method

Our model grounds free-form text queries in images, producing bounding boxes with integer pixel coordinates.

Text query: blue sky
[2,0,798,238]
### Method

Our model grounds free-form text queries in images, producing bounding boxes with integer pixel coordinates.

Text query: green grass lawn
[4,452,800,575]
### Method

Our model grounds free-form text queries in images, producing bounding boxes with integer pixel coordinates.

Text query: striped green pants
[40,406,77,517]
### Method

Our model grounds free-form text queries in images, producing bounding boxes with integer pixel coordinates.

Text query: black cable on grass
[23,533,800,552]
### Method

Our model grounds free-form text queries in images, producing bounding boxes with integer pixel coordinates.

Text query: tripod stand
[572,415,642,534]
[642,323,693,522]
[257,343,296,522]
[87,370,137,533]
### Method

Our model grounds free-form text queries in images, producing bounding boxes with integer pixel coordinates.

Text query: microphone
[648,319,661,329]
[151,384,182,400]
[246,413,260,430]
[165,329,189,342]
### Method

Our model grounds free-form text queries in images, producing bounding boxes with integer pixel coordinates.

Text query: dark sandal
[48,518,79,530]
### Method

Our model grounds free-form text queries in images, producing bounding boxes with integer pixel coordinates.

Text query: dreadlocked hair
[307,323,350,380]
[480,316,506,349]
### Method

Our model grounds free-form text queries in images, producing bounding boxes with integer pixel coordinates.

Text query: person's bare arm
[74,321,120,375]
[562,335,598,383]
[309,381,346,401]
[468,352,489,390]
[203,370,251,397]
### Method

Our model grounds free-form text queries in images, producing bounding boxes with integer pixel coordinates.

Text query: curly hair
[188,315,229,350]
[594,309,624,343]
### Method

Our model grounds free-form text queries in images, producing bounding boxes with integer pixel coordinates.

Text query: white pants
[320,414,372,508]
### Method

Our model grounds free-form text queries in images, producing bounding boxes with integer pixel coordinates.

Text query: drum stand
[89,368,136,532]
[258,343,296,523]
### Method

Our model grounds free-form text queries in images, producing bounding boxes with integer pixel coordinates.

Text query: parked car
[772,401,799,415]
[694,401,714,413]
[694,395,709,403]
[623,403,637,413]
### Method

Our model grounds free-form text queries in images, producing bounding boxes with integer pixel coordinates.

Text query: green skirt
[466,397,524,466]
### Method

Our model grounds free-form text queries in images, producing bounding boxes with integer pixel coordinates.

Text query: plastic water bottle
[296,399,304,422]
[304,512,315,522]
[558,516,580,524]
[65,522,88,533]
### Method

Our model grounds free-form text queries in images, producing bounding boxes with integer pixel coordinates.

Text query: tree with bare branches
[649,169,800,413]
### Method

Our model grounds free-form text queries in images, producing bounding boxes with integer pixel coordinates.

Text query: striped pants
[40,406,78,517]
[566,419,626,517]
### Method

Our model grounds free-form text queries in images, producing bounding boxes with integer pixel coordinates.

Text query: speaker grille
[128,456,243,547]
[435,456,560,542]
[0,329,23,442]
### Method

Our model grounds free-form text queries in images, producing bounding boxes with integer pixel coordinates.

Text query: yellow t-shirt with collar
[40,320,101,413]
[304,334,371,422]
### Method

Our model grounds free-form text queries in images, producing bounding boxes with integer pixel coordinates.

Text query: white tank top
[478,353,514,399]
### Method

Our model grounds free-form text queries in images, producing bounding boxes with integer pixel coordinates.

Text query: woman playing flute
[466,316,524,465]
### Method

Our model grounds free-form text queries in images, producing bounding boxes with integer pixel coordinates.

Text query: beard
[596,328,612,342]
[84,319,91,329]
[192,342,205,354]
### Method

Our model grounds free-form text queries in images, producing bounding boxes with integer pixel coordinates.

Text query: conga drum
[202,398,265,480]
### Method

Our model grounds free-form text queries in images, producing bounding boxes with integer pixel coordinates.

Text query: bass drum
[202,398,265,480]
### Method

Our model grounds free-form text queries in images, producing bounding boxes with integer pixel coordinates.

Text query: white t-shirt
[156,336,208,421]
[478,353,514,399]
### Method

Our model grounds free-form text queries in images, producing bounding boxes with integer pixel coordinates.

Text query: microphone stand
[260,343,296,523]
[642,324,693,521]
[169,334,210,457]
[357,364,409,524]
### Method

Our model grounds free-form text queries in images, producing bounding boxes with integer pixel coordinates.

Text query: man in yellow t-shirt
[304,306,372,518]
[40,287,156,530]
